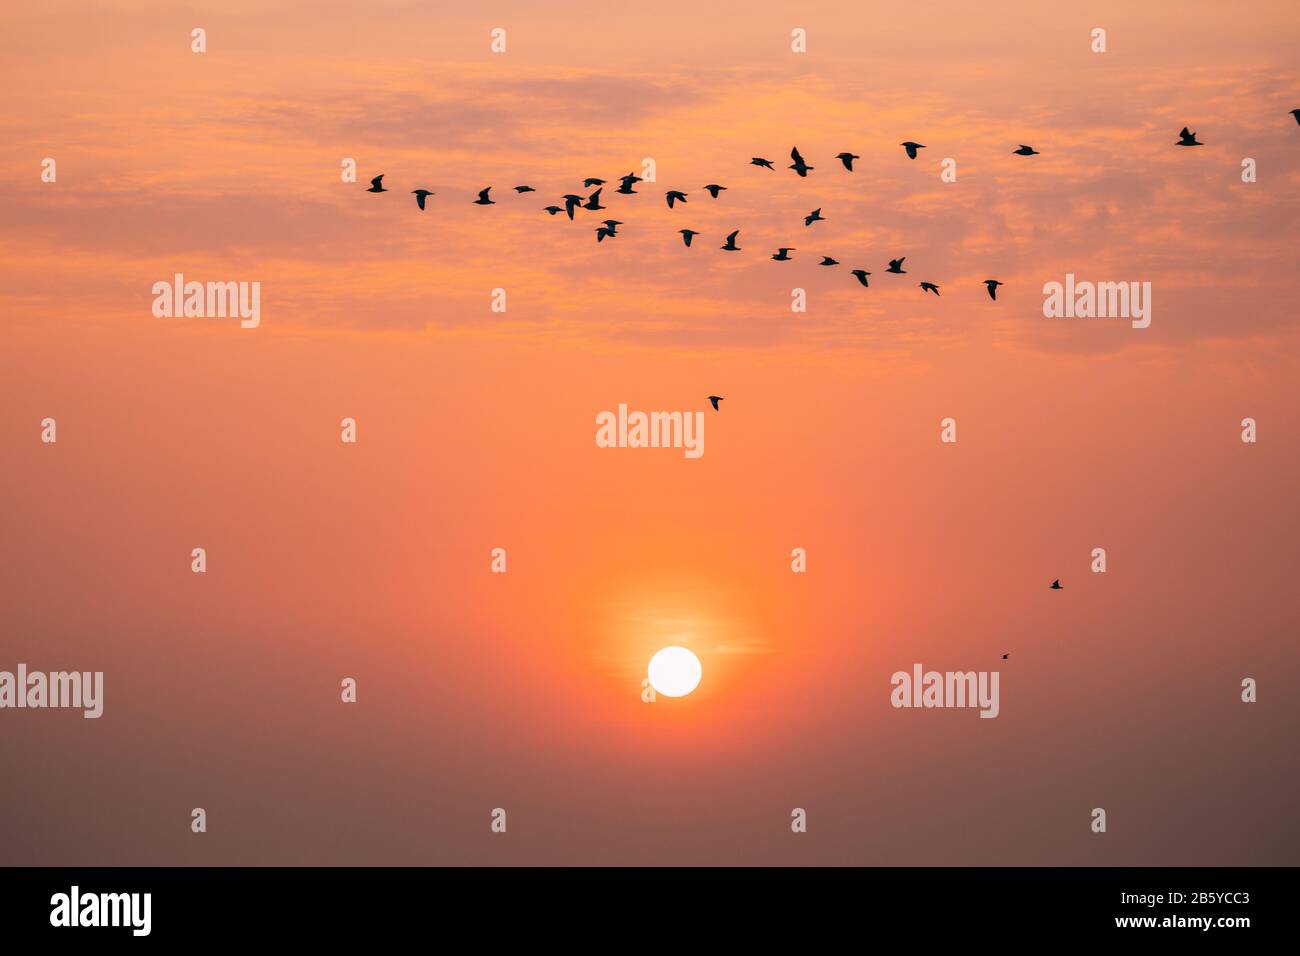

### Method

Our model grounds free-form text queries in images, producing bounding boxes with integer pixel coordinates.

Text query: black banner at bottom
[0,866,1284,943]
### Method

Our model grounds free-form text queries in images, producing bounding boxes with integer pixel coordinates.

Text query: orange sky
[1,1,1298,865]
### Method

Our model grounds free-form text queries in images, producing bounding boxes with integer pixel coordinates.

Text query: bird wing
[370,175,383,188]
[478,188,490,201]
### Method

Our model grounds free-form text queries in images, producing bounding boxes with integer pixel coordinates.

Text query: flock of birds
[358,119,1300,301]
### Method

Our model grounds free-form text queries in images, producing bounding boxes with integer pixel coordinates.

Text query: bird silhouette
[819,256,839,266]
[601,219,624,235]
[984,279,1003,300]
[721,230,741,251]
[1050,579,1063,590]
[562,194,584,219]
[804,208,824,226]
[1176,127,1203,146]
[1001,653,1010,660]
[583,177,605,187]
[886,257,907,274]
[595,226,616,242]
[679,229,700,247]
[666,190,688,208]
[474,187,495,205]
[544,205,562,216]
[1013,144,1039,156]
[771,247,795,261]
[367,174,386,193]
[702,184,727,198]
[583,188,605,210]
[901,141,925,159]
[514,185,536,193]
[708,396,723,410]
[835,152,860,171]
[920,282,940,296]
[789,146,813,176]
[751,157,775,170]
[617,173,642,194]
[411,189,433,210]
[850,269,871,287]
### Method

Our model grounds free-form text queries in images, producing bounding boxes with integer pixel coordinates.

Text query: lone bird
[850,269,871,287]
[886,257,907,274]
[771,247,795,261]
[789,146,813,177]
[1176,127,1203,146]
[544,205,562,216]
[679,229,700,247]
[617,173,642,194]
[583,177,605,187]
[1050,579,1063,590]
[721,230,741,251]
[901,141,925,159]
[583,188,605,210]
[835,151,860,171]
[1013,144,1039,156]
[708,396,723,411]
[804,207,824,226]
[666,190,688,208]
[562,194,584,219]
[474,187,495,205]
[367,174,386,193]
[514,185,536,193]
[412,189,434,210]
[984,279,1003,300]
[920,282,940,296]
[1001,653,1010,660]
[751,157,775,170]
[702,184,727,198]
[819,256,839,266]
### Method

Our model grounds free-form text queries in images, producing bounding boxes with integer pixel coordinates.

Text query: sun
[647,646,702,698]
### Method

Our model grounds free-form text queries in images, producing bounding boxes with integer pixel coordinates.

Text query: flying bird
[1013,144,1040,156]
[721,230,741,251]
[595,226,616,242]
[474,187,495,205]
[411,189,434,210]
[984,279,1003,300]
[617,173,642,194]
[804,208,824,226]
[583,188,605,210]
[562,194,584,219]
[751,157,775,170]
[789,146,813,177]
[679,229,700,247]
[367,175,386,193]
[771,247,795,261]
[886,257,907,274]
[835,151,860,171]
[1176,127,1203,146]
[901,141,925,159]
[819,256,839,266]
[708,396,723,410]
[544,205,562,216]
[666,190,688,208]
[601,219,624,234]
[514,185,536,193]
[920,282,940,296]
[1050,579,1063,590]
[850,269,871,287]
[583,177,605,187]
[1001,653,1010,660]
[702,184,727,198]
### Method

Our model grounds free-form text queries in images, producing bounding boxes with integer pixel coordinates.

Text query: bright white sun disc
[647,646,702,697]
